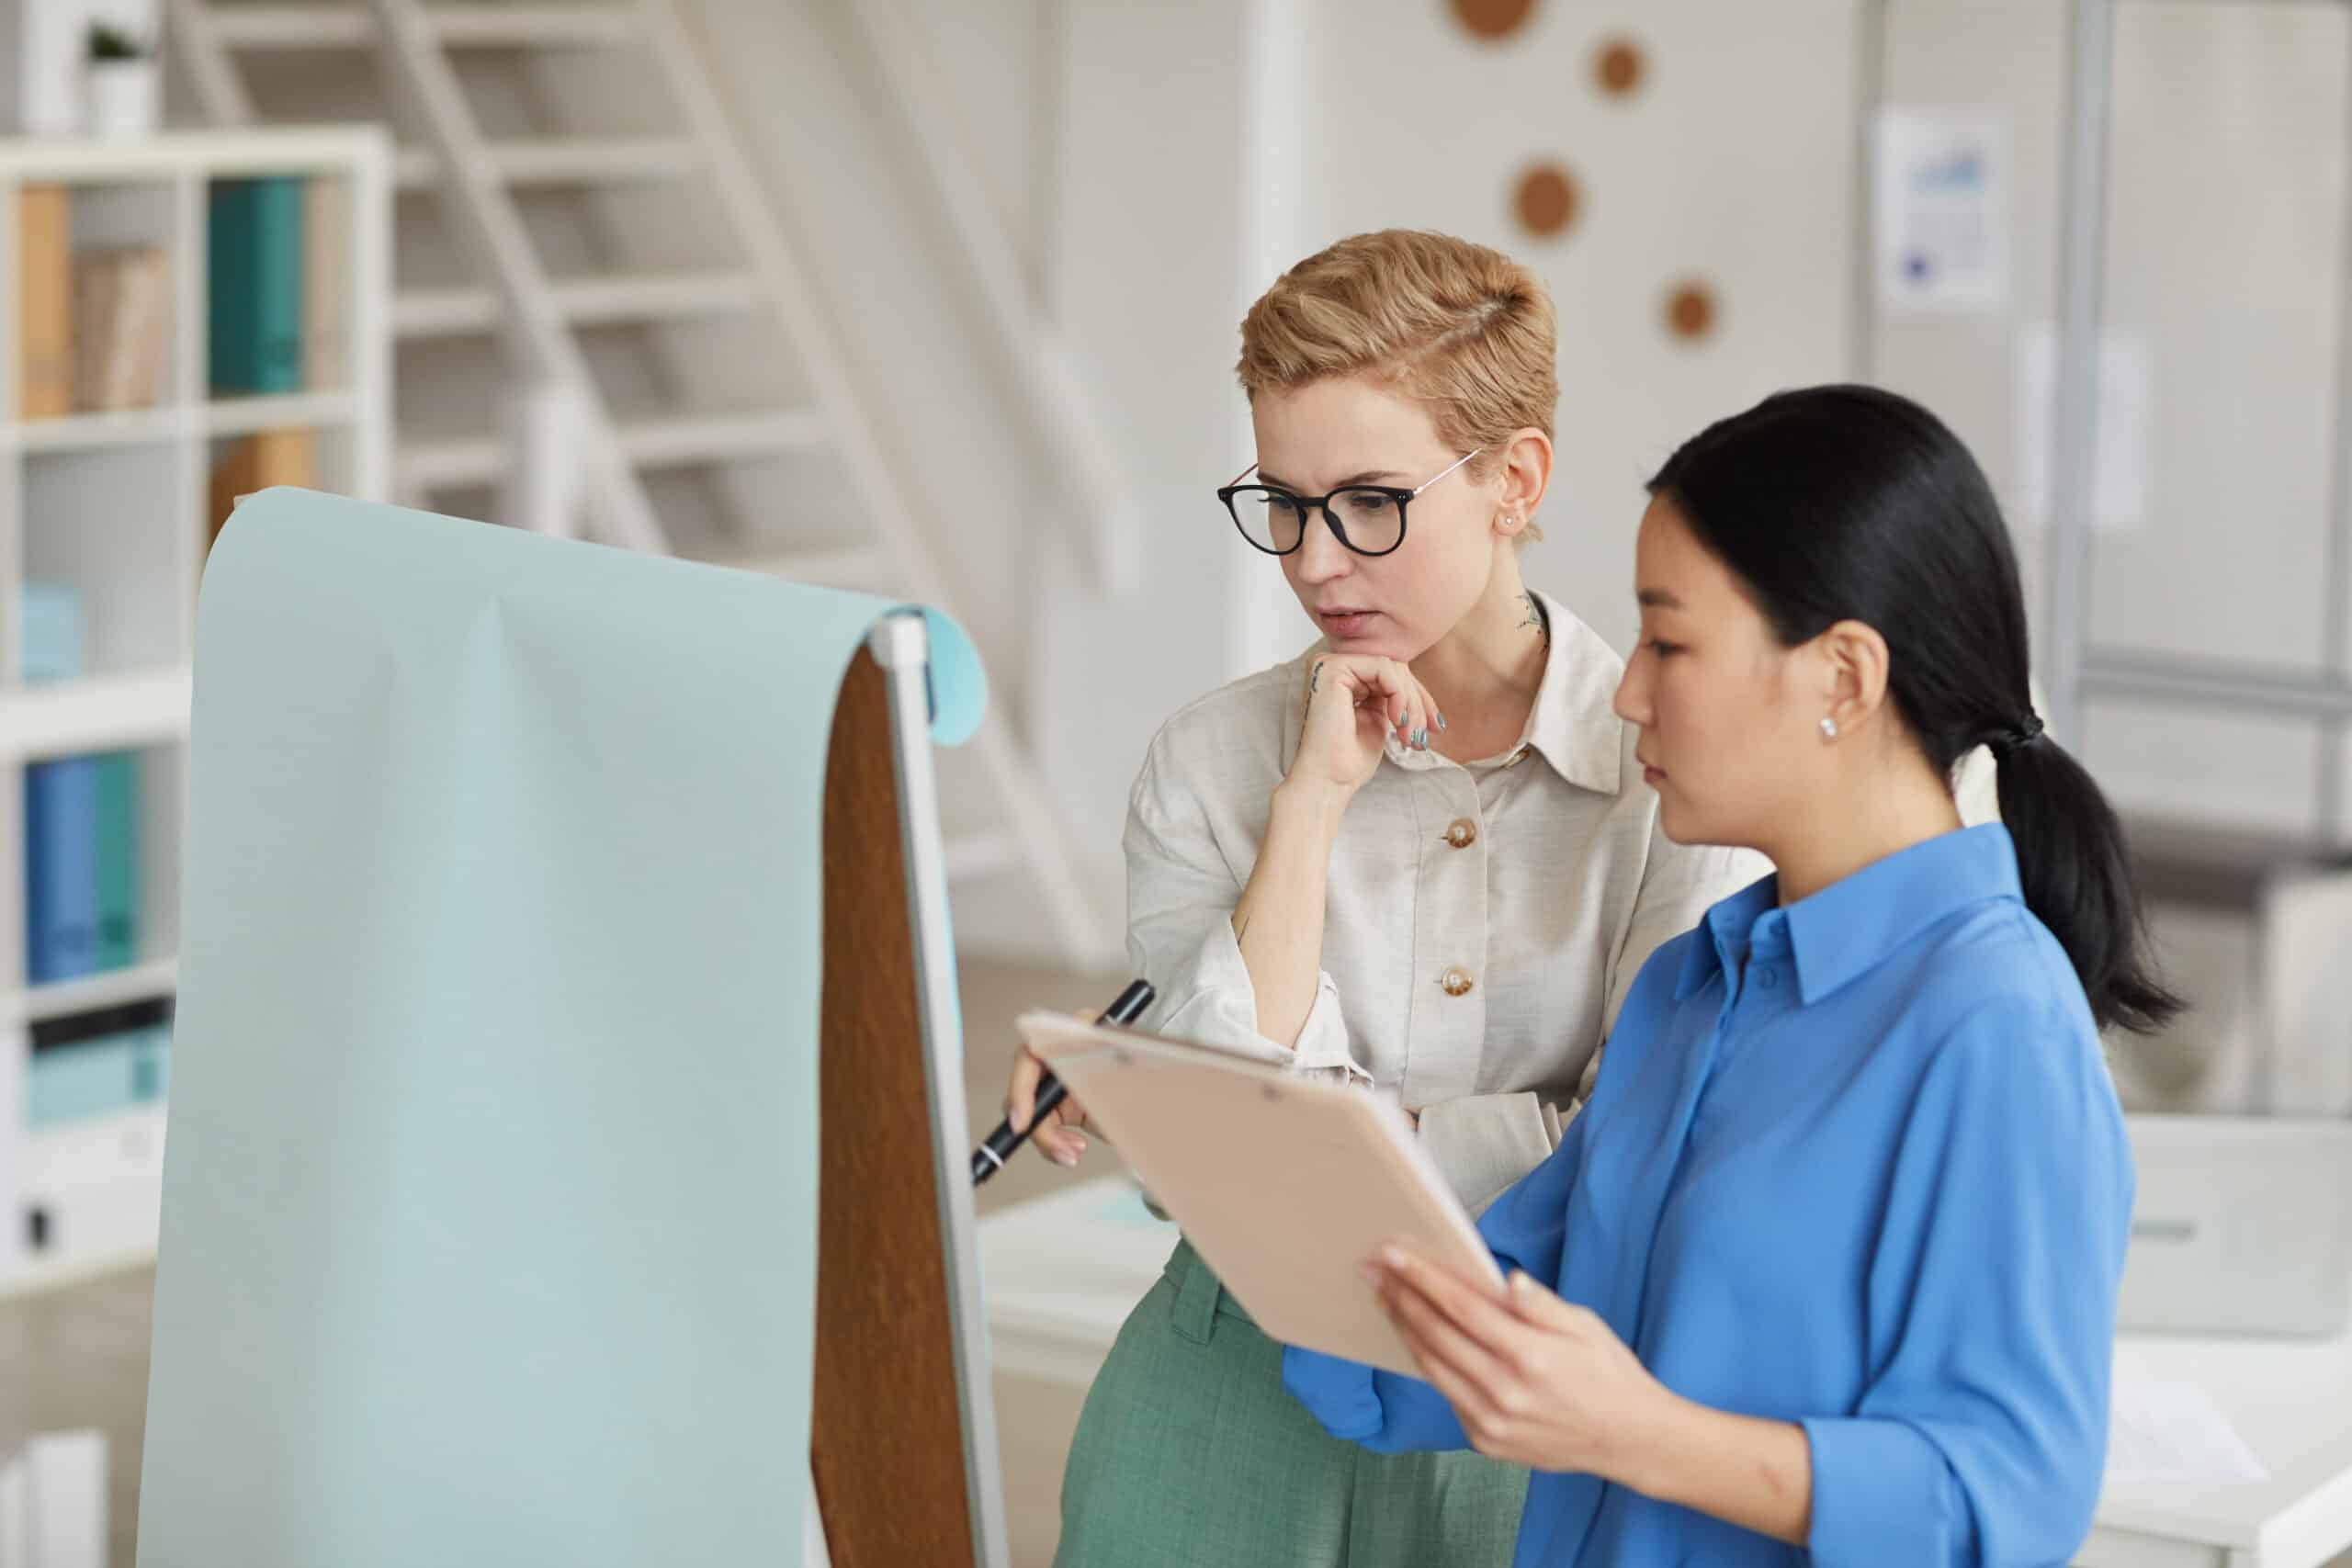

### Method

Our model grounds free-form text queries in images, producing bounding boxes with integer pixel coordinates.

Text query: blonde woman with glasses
[1002,230,1760,1565]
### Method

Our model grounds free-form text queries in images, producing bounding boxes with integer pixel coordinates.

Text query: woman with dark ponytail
[1283,384,2178,1566]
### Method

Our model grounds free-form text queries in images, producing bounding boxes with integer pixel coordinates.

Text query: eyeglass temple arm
[1224,462,1260,488]
[1410,447,1481,497]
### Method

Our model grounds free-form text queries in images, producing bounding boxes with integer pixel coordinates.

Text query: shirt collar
[1514,592,1624,795]
[1284,591,1624,796]
[1674,824,2026,1006]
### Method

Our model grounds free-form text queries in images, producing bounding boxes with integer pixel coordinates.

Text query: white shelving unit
[0,128,390,1296]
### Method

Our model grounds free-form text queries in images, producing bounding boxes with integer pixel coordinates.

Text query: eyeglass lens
[1227,488,1405,555]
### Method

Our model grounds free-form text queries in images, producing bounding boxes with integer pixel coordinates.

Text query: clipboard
[1016,1010,1504,1378]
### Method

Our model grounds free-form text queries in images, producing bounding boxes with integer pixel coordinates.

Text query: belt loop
[1169,1242,1222,1346]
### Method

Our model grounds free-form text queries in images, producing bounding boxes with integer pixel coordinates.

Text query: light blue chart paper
[138,490,982,1566]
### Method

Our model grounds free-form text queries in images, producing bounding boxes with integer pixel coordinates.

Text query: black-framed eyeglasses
[1217,448,1481,558]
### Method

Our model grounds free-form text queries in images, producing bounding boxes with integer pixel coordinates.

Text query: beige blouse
[1123,593,1766,1214]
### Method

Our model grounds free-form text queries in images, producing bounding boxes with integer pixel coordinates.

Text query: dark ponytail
[1648,384,2182,1035]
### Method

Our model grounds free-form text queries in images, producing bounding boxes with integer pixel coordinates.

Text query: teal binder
[94,751,139,970]
[208,177,306,394]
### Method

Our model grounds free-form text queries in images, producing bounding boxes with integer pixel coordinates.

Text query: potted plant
[85,22,160,140]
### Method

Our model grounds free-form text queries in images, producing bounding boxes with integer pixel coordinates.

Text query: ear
[1492,427,1555,538]
[1815,618,1891,736]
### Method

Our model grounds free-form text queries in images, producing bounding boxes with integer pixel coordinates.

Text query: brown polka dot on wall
[1451,0,1538,42]
[1513,163,1580,240]
[1594,37,1647,97]
[1666,280,1719,343]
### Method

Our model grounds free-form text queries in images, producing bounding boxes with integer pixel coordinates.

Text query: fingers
[1379,1247,1518,1345]
[1005,1043,1091,1166]
[1505,1269,1585,1331]
[1033,1007,1104,1165]
[1005,1046,1043,1134]
[1378,1265,1520,1416]
[1330,657,1445,751]
[1029,1095,1089,1166]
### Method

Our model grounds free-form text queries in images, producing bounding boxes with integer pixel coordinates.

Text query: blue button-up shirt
[1283,824,2132,1565]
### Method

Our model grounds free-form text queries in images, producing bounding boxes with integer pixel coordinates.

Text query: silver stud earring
[1819,716,1839,740]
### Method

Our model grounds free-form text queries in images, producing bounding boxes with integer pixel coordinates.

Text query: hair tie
[1992,714,2045,754]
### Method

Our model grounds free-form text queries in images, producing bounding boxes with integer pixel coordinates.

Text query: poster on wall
[2014,321,2155,535]
[1873,108,2012,316]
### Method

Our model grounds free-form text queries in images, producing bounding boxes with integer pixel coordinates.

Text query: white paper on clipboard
[1018,1010,1503,1378]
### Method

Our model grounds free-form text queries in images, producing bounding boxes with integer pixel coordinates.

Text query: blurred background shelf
[0,668,190,764]
[0,128,392,1300]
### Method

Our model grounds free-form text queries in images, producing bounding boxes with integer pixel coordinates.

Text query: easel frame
[809,612,1010,1568]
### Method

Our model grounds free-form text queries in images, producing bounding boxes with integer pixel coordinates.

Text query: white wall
[1029,0,1276,908]
[1875,0,2352,835]
[682,0,2352,955]
[1276,0,1865,664]
[682,0,1257,949]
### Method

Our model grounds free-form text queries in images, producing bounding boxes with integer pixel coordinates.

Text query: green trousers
[1054,1239,1528,1568]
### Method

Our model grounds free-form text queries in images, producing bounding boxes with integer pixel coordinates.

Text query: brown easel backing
[808,648,979,1565]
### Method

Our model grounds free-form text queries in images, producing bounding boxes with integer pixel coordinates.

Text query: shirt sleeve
[1802,992,2132,1567]
[1123,738,1370,1086]
[1281,1103,1590,1450]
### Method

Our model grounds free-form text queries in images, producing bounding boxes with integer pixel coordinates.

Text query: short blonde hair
[1237,229,1558,483]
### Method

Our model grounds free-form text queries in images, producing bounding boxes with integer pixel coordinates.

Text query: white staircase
[166,0,1119,966]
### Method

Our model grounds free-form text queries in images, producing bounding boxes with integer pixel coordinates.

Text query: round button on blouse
[1443,818,1478,849]
[1439,966,1476,998]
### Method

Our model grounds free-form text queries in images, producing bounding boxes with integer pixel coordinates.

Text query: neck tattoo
[1519,592,1549,648]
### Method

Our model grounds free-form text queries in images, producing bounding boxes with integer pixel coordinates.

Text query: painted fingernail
[1413,728,1429,750]
[1436,714,1448,732]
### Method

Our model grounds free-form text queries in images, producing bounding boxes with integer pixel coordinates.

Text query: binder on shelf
[93,752,139,971]
[68,245,119,413]
[28,999,174,1128]
[72,245,171,412]
[303,175,349,392]
[25,754,102,986]
[17,183,74,419]
[207,176,306,395]
[208,428,319,547]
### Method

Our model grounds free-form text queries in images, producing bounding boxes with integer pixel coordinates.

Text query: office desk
[2082,1334,2352,1567]
[980,1179,2352,1567]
